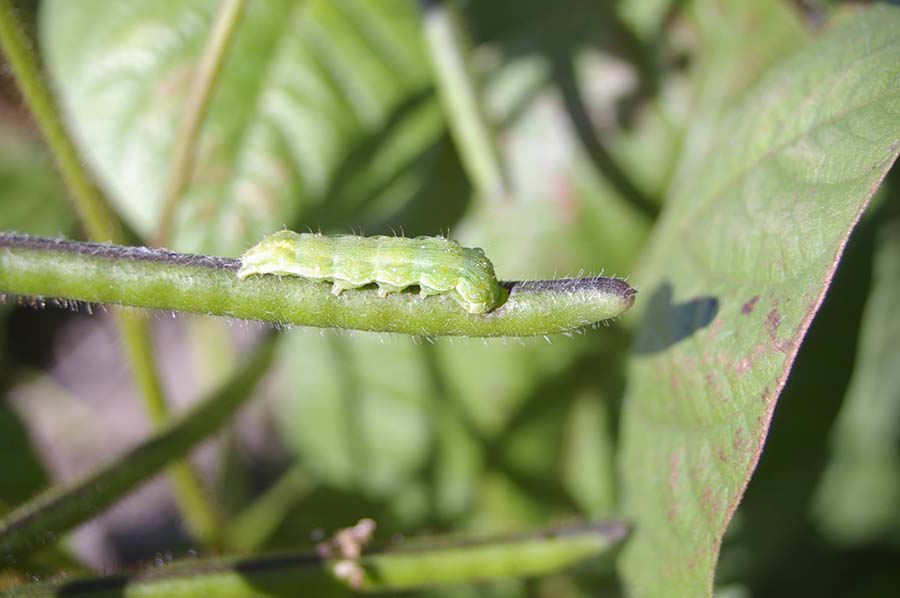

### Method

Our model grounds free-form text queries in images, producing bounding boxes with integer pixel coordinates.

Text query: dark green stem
[0,521,627,597]
[116,312,225,545]
[0,233,636,337]
[156,0,246,246]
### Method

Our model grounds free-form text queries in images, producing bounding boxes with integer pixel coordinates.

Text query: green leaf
[715,203,878,591]
[617,5,900,596]
[39,0,440,255]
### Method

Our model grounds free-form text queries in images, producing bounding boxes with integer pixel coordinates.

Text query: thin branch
[418,0,510,200]
[116,312,225,545]
[0,233,637,337]
[0,336,277,564]
[156,0,246,246]
[4,520,627,596]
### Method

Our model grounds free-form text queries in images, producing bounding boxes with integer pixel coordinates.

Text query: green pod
[237,231,503,314]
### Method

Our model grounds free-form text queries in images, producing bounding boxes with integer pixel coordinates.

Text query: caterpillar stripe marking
[237,231,503,314]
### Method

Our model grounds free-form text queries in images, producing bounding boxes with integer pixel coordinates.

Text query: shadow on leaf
[633,282,718,354]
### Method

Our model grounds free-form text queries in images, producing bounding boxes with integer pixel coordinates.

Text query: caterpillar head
[456,247,503,314]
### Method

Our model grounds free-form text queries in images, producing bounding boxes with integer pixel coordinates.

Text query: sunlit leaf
[618,5,900,595]
[40,0,440,254]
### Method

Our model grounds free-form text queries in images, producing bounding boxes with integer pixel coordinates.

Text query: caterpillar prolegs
[237,231,503,314]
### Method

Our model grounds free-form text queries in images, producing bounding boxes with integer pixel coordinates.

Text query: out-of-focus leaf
[274,330,592,525]
[0,123,73,236]
[618,5,900,596]
[615,0,677,41]
[814,199,900,545]
[272,0,657,540]
[465,60,650,279]
[276,332,432,500]
[469,0,674,224]
[40,0,443,254]
[560,389,618,518]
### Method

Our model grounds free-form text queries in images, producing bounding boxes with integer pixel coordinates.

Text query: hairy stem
[2,521,627,597]
[0,234,637,337]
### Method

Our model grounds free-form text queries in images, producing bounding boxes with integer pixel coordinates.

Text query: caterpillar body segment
[237,230,503,314]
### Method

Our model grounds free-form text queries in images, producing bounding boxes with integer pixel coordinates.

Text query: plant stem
[0,0,224,543]
[116,312,224,546]
[156,0,246,246]
[1,521,627,597]
[418,0,509,200]
[0,336,277,564]
[0,233,637,337]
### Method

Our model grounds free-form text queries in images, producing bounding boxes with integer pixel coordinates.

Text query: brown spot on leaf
[765,308,791,353]
[734,343,766,376]
[733,427,747,454]
[668,451,681,494]
[669,373,681,392]
[667,506,679,523]
[703,371,715,386]
[741,295,760,315]
[700,487,721,521]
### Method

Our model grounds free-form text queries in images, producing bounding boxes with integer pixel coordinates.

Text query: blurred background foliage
[1,0,899,596]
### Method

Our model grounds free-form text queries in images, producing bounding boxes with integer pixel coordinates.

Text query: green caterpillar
[237,231,503,314]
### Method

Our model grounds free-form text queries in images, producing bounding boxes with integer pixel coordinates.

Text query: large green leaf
[40,0,441,255]
[618,6,900,596]
[715,203,878,594]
